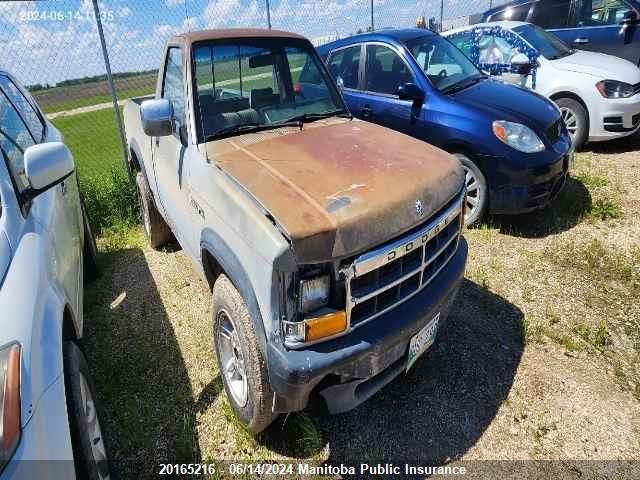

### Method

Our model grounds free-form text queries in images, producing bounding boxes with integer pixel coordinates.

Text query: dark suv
[481,0,640,64]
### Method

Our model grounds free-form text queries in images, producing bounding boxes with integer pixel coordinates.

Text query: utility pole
[91,0,129,176]
[439,0,444,32]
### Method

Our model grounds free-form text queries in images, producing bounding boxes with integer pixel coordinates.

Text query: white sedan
[444,21,640,148]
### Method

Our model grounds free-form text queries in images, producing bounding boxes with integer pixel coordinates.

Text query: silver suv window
[0,76,37,194]
[0,76,45,143]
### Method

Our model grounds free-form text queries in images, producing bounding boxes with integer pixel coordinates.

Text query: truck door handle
[362,105,373,117]
[155,137,160,147]
[572,37,589,45]
[60,180,67,196]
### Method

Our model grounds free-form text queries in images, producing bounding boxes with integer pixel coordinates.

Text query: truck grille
[342,190,464,328]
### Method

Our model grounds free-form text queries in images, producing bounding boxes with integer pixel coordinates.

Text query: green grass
[52,107,137,234]
[41,86,155,114]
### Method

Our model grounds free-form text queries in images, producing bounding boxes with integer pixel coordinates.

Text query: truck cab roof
[170,28,306,47]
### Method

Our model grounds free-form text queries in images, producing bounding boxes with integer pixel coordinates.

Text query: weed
[574,172,609,189]
[589,198,622,221]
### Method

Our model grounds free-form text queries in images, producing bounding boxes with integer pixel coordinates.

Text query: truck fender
[127,138,147,177]
[200,228,268,357]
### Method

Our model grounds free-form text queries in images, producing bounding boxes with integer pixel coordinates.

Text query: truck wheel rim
[462,165,481,223]
[560,107,578,139]
[217,310,248,407]
[79,372,110,480]
[138,192,151,237]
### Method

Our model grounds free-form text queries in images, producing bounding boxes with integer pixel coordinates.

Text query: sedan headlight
[492,120,545,153]
[0,343,21,473]
[596,80,635,99]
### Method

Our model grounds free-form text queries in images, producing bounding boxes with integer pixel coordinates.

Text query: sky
[0,0,496,86]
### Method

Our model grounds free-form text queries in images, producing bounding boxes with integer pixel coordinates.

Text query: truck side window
[0,88,34,193]
[488,4,531,21]
[0,76,45,143]
[529,0,571,28]
[327,45,361,89]
[578,0,636,25]
[365,44,413,96]
[162,47,186,134]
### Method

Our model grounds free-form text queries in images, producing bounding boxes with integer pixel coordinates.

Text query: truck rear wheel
[135,172,171,249]
[211,274,275,434]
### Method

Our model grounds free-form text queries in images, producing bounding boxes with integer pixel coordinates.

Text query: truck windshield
[193,38,346,141]
[513,24,574,60]
[404,35,484,94]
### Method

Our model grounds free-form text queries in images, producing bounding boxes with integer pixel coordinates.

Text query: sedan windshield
[193,39,346,141]
[513,24,574,60]
[405,35,484,94]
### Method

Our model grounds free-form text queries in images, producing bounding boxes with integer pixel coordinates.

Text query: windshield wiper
[206,121,301,141]
[441,75,484,95]
[283,109,352,124]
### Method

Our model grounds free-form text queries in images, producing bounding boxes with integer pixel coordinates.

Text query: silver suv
[0,71,110,479]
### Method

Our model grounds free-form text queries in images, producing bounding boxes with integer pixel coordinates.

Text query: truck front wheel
[135,172,171,249]
[211,274,275,434]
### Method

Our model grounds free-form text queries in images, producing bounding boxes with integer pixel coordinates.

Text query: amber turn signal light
[305,310,347,341]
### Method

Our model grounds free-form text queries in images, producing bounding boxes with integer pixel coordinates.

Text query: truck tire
[135,172,171,249]
[555,97,588,149]
[211,274,275,434]
[64,341,112,480]
[81,200,99,282]
[455,153,488,227]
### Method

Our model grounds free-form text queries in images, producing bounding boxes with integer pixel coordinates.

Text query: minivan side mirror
[397,82,425,103]
[140,99,173,137]
[23,142,74,199]
[511,53,534,75]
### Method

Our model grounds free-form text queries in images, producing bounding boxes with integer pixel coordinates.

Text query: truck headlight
[492,120,545,153]
[0,343,21,473]
[299,275,330,313]
[596,80,635,99]
[283,274,347,345]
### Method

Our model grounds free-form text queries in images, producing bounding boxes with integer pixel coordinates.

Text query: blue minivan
[316,29,573,225]
[481,0,640,64]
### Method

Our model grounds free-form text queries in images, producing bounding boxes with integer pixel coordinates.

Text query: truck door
[553,0,640,62]
[153,46,195,254]
[358,43,418,135]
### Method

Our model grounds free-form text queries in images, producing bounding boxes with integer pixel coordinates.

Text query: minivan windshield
[193,38,346,141]
[513,24,574,60]
[405,35,484,94]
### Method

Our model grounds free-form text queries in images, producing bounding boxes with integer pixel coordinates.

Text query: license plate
[407,313,440,372]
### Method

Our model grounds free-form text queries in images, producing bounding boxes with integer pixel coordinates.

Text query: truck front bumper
[267,238,467,414]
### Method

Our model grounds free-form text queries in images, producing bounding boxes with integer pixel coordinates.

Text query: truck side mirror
[511,53,534,75]
[140,99,173,137]
[397,82,425,103]
[23,142,75,200]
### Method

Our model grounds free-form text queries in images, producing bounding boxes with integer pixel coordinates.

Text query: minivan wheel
[555,97,588,149]
[455,153,488,227]
[212,275,275,434]
[64,341,111,480]
[135,172,171,249]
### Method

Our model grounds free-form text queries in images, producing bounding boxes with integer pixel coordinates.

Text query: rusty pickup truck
[123,28,468,433]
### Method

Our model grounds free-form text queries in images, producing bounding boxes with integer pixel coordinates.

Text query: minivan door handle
[572,37,590,45]
[361,105,373,117]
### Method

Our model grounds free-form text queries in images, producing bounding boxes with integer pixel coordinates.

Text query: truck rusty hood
[205,119,463,263]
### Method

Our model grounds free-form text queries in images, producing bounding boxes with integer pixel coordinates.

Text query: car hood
[204,119,464,263]
[451,78,560,128]
[550,50,640,83]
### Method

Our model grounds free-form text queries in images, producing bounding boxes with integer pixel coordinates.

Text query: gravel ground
[83,137,640,478]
